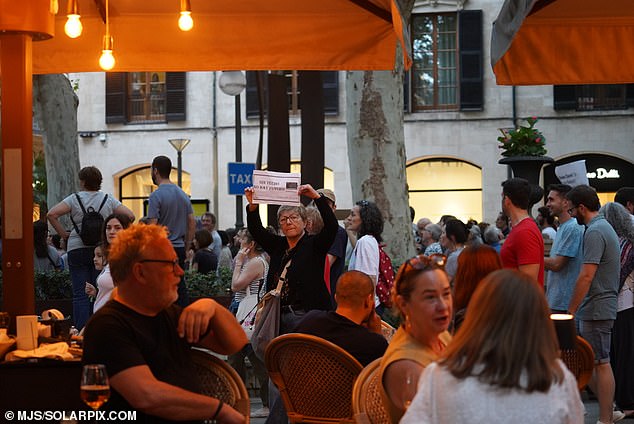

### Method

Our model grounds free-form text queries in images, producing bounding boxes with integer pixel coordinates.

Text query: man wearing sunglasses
[83,224,247,423]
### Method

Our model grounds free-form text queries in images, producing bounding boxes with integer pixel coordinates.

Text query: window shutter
[625,84,634,108]
[553,85,577,110]
[246,71,267,119]
[458,10,483,111]
[105,72,127,124]
[165,72,186,121]
[322,71,339,115]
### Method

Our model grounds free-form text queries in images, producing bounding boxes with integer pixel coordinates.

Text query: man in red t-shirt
[500,178,544,286]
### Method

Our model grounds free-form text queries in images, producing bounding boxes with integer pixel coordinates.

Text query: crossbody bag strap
[275,259,292,292]
[96,193,108,213]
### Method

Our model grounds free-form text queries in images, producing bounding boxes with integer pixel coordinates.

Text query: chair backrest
[190,348,250,422]
[560,335,594,390]
[265,333,363,423]
[351,358,390,424]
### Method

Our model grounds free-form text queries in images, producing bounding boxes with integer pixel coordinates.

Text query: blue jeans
[68,248,101,330]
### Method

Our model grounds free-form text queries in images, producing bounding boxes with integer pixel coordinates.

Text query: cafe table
[0,358,89,412]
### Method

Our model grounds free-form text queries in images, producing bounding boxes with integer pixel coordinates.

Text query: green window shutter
[166,72,186,122]
[105,72,127,124]
[553,85,577,110]
[458,10,483,111]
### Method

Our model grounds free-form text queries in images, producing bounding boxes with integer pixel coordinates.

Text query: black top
[293,310,388,366]
[193,248,218,274]
[246,195,337,311]
[83,301,201,424]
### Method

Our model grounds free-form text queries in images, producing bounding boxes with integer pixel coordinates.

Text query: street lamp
[219,71,247,228]
[168,138,191,188]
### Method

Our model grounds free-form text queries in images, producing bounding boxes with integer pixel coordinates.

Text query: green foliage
[185,267,233,298]
[33,152,48,208]
[0,270,72,301]
[498,117,547,157]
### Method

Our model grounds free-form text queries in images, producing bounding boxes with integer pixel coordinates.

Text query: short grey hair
[424,223,442,241]
[484,226,502,245]
[277,205,307,222]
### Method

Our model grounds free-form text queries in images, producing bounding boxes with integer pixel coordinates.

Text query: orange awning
[26,0,411,73]
[492,0,634,85]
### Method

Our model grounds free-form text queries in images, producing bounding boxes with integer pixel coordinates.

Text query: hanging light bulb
[64,0,82,38]
[178,0,194,31]
[99,35,115,70]
[99,0,115,71]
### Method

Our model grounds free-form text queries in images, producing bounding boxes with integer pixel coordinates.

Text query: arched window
[407,158,482,223]
[118,166,191,220]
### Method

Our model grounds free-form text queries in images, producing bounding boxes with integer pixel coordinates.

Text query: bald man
[293,270,388,365]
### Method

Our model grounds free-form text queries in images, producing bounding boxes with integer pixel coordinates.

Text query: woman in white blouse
[401,269,583,424]
[346,200,385,310]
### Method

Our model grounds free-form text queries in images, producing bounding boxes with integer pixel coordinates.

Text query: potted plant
[497,117,554,214]
[498,116,547,158]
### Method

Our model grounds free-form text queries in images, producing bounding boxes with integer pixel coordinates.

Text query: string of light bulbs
[60,0,194,70]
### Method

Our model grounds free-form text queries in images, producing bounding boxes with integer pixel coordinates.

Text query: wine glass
[80,364,110,410]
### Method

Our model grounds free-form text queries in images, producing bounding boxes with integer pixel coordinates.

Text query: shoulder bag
[251,259,290,361]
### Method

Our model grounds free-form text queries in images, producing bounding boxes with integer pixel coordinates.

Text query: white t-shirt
[618,272,634,312]
[93,265,114,312]
[542,226,557,240]
[401,361,583,424]
[349,234,380,306]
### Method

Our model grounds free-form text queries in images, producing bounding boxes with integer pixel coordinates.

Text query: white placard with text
[252,170,301,206]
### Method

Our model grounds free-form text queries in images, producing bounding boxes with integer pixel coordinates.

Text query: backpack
[377,244,395,308]
[70,193,108,246]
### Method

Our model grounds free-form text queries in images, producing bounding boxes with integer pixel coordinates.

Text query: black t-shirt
[328,226,348,300]
[193,248,218,274]
[83,301,202,423]
[293,310,388,366]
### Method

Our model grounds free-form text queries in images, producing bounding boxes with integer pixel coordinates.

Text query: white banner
[252,170,301,206]
[555,160,589,187]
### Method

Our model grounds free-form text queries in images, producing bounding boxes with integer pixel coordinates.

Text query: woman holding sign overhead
[244,183,337,331]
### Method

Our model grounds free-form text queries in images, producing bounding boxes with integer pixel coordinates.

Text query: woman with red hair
[452,244,502,331]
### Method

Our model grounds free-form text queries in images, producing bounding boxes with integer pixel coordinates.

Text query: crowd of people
[36,161,634,424]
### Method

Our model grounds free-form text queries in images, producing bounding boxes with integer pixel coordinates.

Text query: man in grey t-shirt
[147,155,196,306]
[567,185,622,424]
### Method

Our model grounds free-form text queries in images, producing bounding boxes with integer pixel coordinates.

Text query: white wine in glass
[81,364,110,410]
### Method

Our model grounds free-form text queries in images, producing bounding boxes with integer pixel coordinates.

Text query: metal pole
[177,150,183,188]
[235,94,244,228]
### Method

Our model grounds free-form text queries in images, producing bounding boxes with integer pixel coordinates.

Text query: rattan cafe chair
[265,333,364,423]
[351,358,389,424]
[560,335,594,390]
[190,348,250,423]
[380,321,396,343]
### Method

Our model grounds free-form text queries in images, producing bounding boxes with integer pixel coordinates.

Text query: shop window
[554,84,634,111]
[406,158,482,223]
[406,10,482,112]
[118,166,191,220]
[106,72,186,124]
[245,71,339,118]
